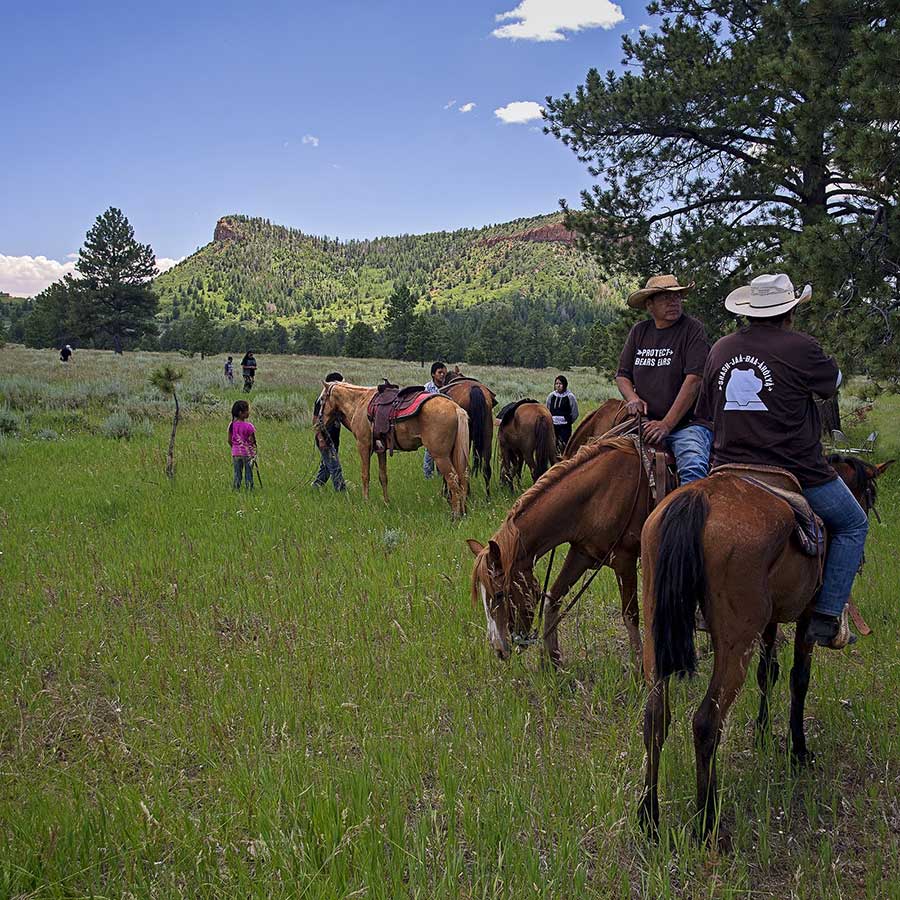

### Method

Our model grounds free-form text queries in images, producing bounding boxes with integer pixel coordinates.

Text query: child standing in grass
[228,400,256,489]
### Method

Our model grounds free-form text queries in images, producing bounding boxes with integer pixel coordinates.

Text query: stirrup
[828,608,855,650]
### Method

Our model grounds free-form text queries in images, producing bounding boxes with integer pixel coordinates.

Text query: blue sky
[1,0,652,295]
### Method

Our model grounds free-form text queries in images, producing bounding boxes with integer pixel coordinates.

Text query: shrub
[0,407,22,435]
[34,428,60,441]
[252,394,307,421]
[100,410,152,440]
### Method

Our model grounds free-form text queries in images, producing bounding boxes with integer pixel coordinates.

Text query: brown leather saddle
[366,381,429,453]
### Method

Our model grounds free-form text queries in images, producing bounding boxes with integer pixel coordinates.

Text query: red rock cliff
[214,217,242,243]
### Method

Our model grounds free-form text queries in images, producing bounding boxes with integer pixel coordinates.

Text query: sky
[1,0,653,296]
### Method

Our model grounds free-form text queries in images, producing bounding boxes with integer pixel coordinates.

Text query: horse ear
[466,539,484,556]
[875,459,895,477]
[486,540,503,577]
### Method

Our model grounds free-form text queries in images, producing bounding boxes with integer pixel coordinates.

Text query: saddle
[712,463,825,558]
[366,381,435,453]
[497,398,539,428]
[634,438,677,507]
[442,375,498,406]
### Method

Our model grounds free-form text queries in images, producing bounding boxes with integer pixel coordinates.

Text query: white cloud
[459,102,476,113]
[494,100,544,124]
[155,257,183,274]
[302,134,320,147]
[0,253,183,297]
[444,99,457,109]
[638,23,651,32]
[0,254,77,297]
[493,0,624,41]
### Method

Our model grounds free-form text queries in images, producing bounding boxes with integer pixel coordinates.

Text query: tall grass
[0,346,898,897]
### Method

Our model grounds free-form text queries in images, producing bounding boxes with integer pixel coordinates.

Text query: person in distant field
[228,400,257,490]
[59,344,73,363]
[695,273,868,649]
[616,274,712,484]
[312,371,347,492]
[546,375,579,452]
[240,351,257,392]
[224,356,235,386]
[422,361,448,479]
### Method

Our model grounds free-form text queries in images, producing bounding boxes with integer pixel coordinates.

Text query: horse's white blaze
[480,583,502,645]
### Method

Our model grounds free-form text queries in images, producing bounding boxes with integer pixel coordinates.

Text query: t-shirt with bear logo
[695,322,840,487]
[616,314,710,430]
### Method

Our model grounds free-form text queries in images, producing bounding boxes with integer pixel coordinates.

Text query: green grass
[1,347,899,898]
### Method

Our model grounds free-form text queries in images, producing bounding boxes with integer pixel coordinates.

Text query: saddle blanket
[366,388,438,424]
[497,398,539,427]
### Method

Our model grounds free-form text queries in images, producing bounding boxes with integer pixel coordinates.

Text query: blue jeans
[802,477,869,617]
[423,449,434,479]
[667,424,712,485]
[313,444,346,491]
[233,456,254,489]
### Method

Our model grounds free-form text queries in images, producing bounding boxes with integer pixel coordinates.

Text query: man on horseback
[616,274,712,483]
[422,361,447,479]
[695,274,868,648]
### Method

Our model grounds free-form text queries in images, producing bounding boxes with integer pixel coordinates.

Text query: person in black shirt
[616,274,712,483]
[240,351,257,392]
[312,371,346,491]
[546,375,579,452]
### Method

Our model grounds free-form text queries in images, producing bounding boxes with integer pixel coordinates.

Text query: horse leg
[755,622,780,745]
[790,612,815,767]
[639,677,671,836]
[357,440,372,500]
[376,451,389,504]
[543,547,594,668]
[433,455,463,518]
[612,553,642,678]
[693,642,752,846]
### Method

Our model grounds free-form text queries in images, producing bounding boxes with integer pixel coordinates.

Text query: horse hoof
[637,799,659,840]
[707,826,733,854]
[791,749,816,771]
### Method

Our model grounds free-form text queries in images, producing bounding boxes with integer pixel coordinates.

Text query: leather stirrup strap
[655,450,669,504]
[847,600,872,636]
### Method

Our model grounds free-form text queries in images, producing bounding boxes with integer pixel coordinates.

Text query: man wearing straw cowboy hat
[616,274,713,484]
[695,273,869,649]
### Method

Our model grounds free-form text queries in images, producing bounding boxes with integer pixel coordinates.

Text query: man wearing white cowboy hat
[695,273,868,649]
[616,274,713,483]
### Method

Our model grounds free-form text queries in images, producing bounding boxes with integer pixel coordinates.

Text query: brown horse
[442,377,496,496]
[467,436,650,671]
[316,381,470,517]
[497,402,558,491]
[639,455,893,845]
[563,398,628,458]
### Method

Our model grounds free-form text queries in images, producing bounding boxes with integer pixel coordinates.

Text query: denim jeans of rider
[423,449,434,479]
[314,444,346,491]
[666,424,713,485]
[802,475,869,617]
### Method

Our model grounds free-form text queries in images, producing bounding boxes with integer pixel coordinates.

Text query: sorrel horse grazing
[639,455,893,845]
[442,376,496,496]
[497,402,558,490]
[563,399,628,458]
[316,381,470,517]
[467,436,650,671]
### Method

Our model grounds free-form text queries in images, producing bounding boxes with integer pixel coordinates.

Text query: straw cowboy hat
[627,274,695,310]
[725,273,812,317]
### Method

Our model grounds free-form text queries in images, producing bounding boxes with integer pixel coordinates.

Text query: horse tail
[452,406,470,500]
[533,413,556,479]
[652,490,709,681]
[467,385,488,477]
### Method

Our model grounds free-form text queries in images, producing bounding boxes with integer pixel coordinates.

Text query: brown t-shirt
[695,323,840,487]
[616,314,710,429]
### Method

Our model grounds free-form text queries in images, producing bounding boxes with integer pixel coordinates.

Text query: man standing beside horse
[695,274,869,648]
[422,361,448,479]
[616,274,713,484]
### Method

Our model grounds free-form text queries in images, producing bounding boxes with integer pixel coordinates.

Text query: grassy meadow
[1,346,899,899]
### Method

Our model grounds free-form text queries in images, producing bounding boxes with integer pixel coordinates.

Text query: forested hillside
[154,213,620,329]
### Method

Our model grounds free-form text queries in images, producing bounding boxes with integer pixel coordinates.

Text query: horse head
[828,454,895,521]
[466,537,540,660]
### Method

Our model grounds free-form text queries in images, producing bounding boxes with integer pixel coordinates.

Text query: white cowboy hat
[725,273,812,317]
[626,274,695,310]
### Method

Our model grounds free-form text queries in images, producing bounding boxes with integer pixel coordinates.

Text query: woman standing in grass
[546,375,579,452]
[229,400,257,490]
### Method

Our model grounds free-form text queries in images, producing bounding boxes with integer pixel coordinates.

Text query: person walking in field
[229,400,257,490]
[59,344,73,363]
[312,371,347,492]
[224,356,235,386]
[616,274,712,484]
[240,351,257,392]
[546,374,579,452]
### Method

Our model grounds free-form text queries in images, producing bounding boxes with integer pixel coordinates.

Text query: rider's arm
[661,374,702,430]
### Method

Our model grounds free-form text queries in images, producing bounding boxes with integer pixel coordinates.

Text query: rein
[514,416,645,650]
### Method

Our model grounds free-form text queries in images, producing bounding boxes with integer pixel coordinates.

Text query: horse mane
[488,437,637,578]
